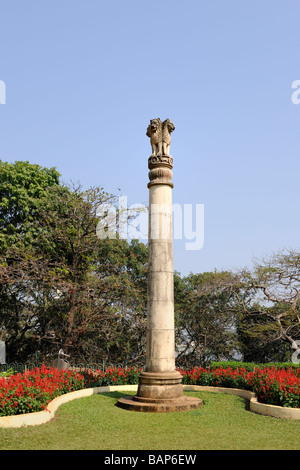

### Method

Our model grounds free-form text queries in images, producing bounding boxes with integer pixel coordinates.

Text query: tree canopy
[0,160,298,366]
[0,160,60,251]
[0,162,147,364]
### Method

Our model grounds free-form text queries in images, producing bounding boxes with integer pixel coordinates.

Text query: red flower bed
[250,367,300,408]
[0,364,84,417]
[179,366,252,389]
[1,364,300,417]
[180,366,300,408]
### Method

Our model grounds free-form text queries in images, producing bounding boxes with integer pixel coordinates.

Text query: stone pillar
[117,119,202,412]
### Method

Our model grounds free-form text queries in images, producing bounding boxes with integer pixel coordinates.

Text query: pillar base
[116,370,203,413]
[117,394,203,413]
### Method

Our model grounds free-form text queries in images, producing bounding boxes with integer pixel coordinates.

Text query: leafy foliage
[0,162,148,364]
[0,160,60,251]
[1,160,300,367]
[174,271,244,367]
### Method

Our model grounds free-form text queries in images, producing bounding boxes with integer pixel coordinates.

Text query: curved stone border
[0,385,138,428]
[183,385,300,420]
[1,383,300,428]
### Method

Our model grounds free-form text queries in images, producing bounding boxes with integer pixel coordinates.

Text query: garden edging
[0,385,138,428]
[183,385,300,420]
[0,383,299,428]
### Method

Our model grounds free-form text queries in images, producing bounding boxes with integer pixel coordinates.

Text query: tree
[0,160,60,251]
[0,160,61,361]
[237,250,300,362]
[174,271,243,367]
[237,304,291,362]
[33,183,148,362]
[0,169,148,364]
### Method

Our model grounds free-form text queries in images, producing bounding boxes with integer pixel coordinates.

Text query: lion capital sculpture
[146,118,175,157]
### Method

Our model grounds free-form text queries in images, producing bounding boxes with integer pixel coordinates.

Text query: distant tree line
[0,160,299,366]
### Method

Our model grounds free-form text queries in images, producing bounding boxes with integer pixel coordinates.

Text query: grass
[0,391,300,450]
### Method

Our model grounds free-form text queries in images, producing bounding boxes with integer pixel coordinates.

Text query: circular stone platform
[117,394,203,413]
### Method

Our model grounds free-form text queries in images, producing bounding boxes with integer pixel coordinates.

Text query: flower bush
[180,366,300,408]
[1,364,300,417]
[179,366,253,390]
[0,364,84,416]
[250,367,300,408]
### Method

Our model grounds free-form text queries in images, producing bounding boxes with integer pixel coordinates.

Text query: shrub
[0,368,15,378]
[210,361,300,372]
[179,366,253,390]
[81,366,143,387]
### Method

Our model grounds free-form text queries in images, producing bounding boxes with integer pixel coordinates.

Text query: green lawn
[0,391,299,450]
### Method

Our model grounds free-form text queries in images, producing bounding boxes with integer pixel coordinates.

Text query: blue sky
[1,0,300,276]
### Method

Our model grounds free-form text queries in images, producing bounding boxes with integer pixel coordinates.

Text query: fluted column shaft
[146,161,175,372]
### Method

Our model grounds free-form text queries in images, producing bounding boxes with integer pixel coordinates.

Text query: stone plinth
[117,370,202,412]
[117,394,202,413]
[117,119,202,412]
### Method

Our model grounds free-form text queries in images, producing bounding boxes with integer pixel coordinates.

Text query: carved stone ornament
[148,154,173,170]
[147,118,175,188]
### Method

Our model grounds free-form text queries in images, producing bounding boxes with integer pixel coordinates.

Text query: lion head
[146,118,162,137]
[164,119,175,133]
